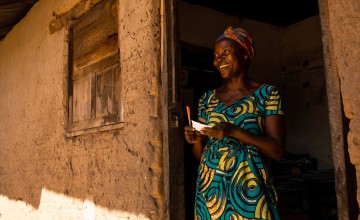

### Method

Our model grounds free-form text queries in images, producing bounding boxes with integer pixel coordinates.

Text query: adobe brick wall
[0,0,163,219]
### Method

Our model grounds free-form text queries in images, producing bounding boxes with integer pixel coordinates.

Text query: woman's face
[213,38,247,79]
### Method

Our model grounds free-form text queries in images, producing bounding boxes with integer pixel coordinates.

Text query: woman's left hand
[200,122,237,139]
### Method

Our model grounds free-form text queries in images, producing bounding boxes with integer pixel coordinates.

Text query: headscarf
[216,26,255,61]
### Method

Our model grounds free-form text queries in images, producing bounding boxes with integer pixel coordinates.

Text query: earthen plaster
[319,0,360,217]
[324,0,360,202]
[0,0,164,219]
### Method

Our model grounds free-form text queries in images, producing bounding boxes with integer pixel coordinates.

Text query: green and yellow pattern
[195,84,284,220]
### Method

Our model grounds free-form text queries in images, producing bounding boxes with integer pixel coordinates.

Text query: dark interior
[179,45,339,220]
[181,0,319,27]
[178,1,342,219]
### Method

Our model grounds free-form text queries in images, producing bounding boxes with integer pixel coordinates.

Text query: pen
[186,106,192,127]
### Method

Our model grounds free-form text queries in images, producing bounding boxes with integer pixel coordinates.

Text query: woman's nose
[217,55,224,62]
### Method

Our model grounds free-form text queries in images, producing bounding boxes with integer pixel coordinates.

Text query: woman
[184,26,285,219]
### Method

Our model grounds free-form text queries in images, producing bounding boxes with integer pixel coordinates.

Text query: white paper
[192,120,212,131]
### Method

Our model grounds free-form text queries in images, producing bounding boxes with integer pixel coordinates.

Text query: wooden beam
[0,25,11,34]
[0,25,12,39]
[0,0,38,7]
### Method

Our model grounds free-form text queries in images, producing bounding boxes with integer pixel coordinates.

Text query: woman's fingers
[201,126,226,139]
[204,122,235,138]
[200,127,217,137]
[184,126,201,143]
[184,125,195,131]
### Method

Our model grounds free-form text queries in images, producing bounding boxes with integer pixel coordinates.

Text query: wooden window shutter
[68,0,122,136]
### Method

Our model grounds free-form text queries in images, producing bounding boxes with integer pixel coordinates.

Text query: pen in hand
[186,106,192,127]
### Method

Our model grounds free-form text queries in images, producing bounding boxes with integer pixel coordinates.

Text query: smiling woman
[184,26,285,219]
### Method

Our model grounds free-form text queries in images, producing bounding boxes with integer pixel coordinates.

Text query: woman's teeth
[220,64,228,69]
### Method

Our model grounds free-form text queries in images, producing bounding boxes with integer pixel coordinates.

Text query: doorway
[180,42,222,219]
[174,0,343,219]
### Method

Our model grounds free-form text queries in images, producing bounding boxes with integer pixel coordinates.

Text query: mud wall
[319,0,360,216]
[0,0,163,219]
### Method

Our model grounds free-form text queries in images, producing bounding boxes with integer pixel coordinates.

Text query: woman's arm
[192,139,205,162]
[200,115,285,160]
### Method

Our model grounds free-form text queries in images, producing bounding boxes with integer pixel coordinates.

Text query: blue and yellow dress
[195,84,284,220]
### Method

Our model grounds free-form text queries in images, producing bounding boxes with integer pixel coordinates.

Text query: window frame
[67,0,123,137]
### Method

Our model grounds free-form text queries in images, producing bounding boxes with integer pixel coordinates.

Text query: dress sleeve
[264,85,285,116]
[197,92,209,124]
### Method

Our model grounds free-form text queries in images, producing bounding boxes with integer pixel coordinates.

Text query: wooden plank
[160,0,186,219]
[0,25,11,37]
[73,37,118,78]
[95,64,120,118]
[71,0,116,34]
[72,0,117,58]
[72,24,117,59]
[0,1,37,7]
[69,114,121,132]
[72,36,119,80]
[91,69,96,119]
[72,74,94,122]
[72,52,119,81]
[67,122,124,137]
[0,3,35,27]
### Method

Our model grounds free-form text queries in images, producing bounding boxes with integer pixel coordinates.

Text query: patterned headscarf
[216,26,255,61]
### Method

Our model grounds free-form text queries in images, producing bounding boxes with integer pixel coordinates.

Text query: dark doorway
[176,0,344,219]
[179,42,222,220]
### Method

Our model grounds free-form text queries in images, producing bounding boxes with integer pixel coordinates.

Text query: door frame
[161,0,356,219]
[161,0,185,219]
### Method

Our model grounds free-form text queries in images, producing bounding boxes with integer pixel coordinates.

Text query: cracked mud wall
[0,0,164,219]
[319,0,360,217]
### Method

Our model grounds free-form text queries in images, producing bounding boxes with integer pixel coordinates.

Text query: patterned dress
[194,84,284,220]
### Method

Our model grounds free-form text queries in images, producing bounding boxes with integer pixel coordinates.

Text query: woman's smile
[213,38,246,79]
[220,64,229,69]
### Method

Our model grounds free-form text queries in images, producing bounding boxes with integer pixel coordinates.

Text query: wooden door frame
[161,0,185,219]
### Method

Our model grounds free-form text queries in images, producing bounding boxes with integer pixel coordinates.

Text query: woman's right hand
[184,126,202,144]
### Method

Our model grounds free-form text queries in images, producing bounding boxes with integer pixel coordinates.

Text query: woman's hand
[185,125,205,161]
[200,122,237,139]
[184,126,202,144]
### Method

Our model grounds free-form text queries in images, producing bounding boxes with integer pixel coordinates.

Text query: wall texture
[0,0,163,219]
[318,0,360,218]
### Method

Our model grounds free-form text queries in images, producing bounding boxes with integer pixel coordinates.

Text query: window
[67,0,122,136]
